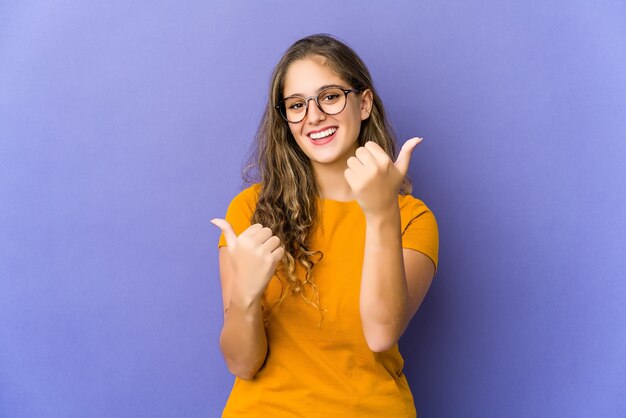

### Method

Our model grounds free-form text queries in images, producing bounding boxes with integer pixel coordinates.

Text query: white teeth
[310,128,337,140]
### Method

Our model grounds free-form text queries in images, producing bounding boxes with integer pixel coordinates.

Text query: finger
[238,223,264,240]
[250,226,273,245]
[355,146,377,169]
[344,167,357,189]
[346,156,364,172]
[210,218,237,250]
[364,141,391,163]
[394,137,423,176]
[262,235,282,253]
[271,246,285,263]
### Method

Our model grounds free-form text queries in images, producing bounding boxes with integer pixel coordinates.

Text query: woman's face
[281,56,372,169]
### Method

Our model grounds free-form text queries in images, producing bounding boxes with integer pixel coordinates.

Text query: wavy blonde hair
[243,34,411,324]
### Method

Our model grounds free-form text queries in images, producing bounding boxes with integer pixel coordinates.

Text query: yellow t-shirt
[218,184,439,418]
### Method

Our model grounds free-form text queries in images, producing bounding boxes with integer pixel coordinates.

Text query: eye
[321,93,340,101]
[288,102,305,110]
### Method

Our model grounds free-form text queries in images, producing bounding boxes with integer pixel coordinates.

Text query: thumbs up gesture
[211,219,285,302]
[344,137,422,214]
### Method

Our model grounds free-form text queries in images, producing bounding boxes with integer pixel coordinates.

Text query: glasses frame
[275,87,362,123]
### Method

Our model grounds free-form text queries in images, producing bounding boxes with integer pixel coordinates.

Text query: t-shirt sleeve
[401,198,439,272]
[217,186,258,248]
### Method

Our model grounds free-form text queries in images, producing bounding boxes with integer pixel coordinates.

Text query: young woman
[211,34,438,417]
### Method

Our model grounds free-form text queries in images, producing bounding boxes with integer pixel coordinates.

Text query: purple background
[1,1,625,417]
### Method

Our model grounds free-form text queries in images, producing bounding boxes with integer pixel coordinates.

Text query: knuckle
[365,142,378,152]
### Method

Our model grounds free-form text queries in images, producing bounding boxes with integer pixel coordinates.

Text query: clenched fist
[344,137,422,215]
[211,219,285,302]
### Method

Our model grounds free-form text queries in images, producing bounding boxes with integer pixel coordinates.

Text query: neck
[313,158,356,202]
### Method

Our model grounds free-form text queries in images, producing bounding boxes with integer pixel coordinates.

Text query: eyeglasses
[275,86,361,123]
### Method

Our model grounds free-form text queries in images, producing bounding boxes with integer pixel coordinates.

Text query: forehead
[283,56,346,97]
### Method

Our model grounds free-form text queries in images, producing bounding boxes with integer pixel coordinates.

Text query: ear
[359,89,373,121]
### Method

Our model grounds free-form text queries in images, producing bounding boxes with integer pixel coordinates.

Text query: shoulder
[397,193,439,239]
[223,183,261,225]
[397,193,439,269]
[219,184,261,244]
[398,193,436,221]
[227,183,261,211]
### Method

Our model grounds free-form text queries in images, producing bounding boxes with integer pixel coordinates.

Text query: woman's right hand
[211,219,284,303]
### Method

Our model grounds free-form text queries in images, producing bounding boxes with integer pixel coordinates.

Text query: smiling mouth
[308,127,337,146]
[309,127,337,140]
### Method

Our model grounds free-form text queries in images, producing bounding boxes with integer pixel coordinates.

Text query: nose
[305,98,326,124]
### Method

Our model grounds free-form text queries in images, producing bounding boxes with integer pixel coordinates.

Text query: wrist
[229,287,262,311]
[364,205,402,249]
[363,203,400,223]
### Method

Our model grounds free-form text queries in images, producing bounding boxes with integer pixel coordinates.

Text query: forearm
[360,206,409,352]
[219,294,268,380]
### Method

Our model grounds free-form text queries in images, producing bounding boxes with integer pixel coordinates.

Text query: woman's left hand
[344,137,423,215]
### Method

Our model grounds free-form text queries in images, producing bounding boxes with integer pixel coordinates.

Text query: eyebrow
[283,84,346,99]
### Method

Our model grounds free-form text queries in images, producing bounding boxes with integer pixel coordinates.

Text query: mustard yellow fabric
[218,184,439,417]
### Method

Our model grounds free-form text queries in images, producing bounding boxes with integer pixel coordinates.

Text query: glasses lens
[318,88,346,115]
[283,97,307,122]
[280,88,349,123]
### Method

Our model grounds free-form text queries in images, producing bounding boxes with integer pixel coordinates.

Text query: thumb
[210,218,237,249]
[394,137,423,176]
